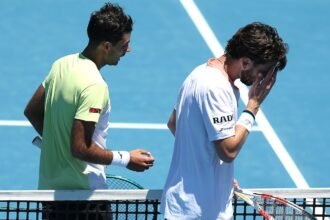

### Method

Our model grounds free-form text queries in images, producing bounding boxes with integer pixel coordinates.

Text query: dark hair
[225,22,288,70]
[87,3,133,45]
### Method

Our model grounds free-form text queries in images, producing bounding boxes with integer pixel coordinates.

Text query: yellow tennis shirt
[39,53,109,189]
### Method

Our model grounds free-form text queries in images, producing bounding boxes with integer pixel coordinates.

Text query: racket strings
[106,178,142,190]
[256,197,310,219]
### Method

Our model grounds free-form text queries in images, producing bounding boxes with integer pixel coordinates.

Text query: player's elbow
[214,140,239,163]
[215,147,238,163]
[219,152,237,163]
[71,144,86,160]
[167,110,176,136]
[24,104,42,123]
[167,120,176,135]
[24,106,32,121]
[71,148,82,159]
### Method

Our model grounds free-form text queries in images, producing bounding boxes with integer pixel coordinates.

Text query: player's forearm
[71,143,113,165]
[215,106,257,162]
[71,144,154,172]
[70,119,112,164]
[24,84,45,136]
[246,100,260,116]
[214,125,249,163]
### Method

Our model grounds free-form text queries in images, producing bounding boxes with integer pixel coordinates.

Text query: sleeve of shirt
[200,86,236,141]
[42,60,58,88]
[75,83,109,123]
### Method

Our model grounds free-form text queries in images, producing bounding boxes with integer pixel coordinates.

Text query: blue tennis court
[0,0,329,190]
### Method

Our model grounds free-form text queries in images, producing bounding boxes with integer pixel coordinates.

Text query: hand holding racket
[234,188,316,220]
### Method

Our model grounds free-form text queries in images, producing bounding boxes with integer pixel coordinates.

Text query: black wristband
[243,110,255,120]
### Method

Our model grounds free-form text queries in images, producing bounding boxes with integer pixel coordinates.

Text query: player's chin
[108,60,119,66]
[241,79,253,86]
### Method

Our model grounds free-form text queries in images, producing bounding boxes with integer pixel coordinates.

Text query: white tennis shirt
[161,63,240,219]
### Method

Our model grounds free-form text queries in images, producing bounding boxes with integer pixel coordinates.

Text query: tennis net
[0,188,329,220]
[0,190,161,220]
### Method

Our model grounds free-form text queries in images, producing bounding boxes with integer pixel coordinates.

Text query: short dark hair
[87,3,133,45]
[225,22,288,70]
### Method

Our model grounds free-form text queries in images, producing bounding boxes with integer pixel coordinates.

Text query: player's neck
[81,45,104,70]
[208,56,234,84]
[219,56,243,85]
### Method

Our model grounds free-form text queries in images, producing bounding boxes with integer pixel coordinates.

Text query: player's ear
[240,57,253,71]
[102,41,112,52]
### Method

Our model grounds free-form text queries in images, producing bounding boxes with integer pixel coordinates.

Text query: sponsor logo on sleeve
[212,114,233,124]
[89,107,101,114]
[213,114,234,132]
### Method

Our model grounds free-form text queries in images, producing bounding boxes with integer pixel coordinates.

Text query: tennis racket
[234,188,317,220]
[106,175,144,189]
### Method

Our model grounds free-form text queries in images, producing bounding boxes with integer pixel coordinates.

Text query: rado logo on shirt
[213,114,233,124]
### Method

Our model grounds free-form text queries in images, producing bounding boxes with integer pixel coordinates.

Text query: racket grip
[32,136,42,149]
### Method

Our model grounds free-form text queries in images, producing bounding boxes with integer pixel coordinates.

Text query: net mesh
[0,190,161,220]
[0,188,329,220]
[1,200,160,220]
[0,200,159,220]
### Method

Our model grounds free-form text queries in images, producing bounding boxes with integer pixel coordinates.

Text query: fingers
[137,149,155,163]
[266,70,277,90]
[248,73,263,100]
[261,65,279,88]
[249,69,277,104]
[127,149,155,172]
[233,179,240,190]
[138,149,153,158]
[261,71,277,96]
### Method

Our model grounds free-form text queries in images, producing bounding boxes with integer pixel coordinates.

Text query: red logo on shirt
[89,107,101,113]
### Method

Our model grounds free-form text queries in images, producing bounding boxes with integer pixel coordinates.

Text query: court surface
[0,0,329,190]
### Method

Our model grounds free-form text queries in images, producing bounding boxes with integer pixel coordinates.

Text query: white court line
[0,120,166,130]
[179,0,310,188]
[0,120,261,131]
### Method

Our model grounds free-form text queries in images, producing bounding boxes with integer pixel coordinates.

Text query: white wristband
[111,151,130,167]
[237,111,255,132]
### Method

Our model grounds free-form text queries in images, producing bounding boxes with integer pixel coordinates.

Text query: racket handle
[32,136,42,149]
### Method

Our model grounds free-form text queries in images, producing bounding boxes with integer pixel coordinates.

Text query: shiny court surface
[0,0,329,190]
